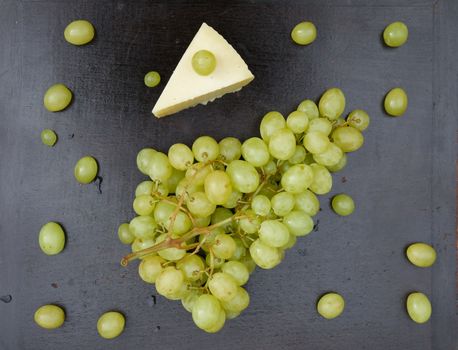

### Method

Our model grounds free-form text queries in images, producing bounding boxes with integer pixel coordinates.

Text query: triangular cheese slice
[153,23,255,118]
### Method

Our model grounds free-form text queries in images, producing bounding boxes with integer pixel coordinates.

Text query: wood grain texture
[0,1,456,349]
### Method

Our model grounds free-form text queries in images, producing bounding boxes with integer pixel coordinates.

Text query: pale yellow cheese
[152,23,255,118]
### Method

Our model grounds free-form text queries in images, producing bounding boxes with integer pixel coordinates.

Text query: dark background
[0,1,456,349]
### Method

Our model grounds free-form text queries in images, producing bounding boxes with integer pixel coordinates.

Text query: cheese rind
[152,23,255,118]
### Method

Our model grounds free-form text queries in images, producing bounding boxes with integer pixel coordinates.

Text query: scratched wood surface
[0,1,456,349]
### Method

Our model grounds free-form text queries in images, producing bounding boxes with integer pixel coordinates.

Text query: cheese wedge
[152,23,255,118]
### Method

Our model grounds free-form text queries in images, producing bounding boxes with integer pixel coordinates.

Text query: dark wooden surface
[0,1,456,349]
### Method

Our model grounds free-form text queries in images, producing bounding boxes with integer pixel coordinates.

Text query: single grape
[294,190,320,216]
[212,233,236,260]
[331,126,364,152]
[168,143,194,171]
[406,243,436,267]
[333,117,346,129]
[231,237,247,260]
[297,99,319,120]
[186,191,216,218]
[220,287,250,313]
[291,21,317,45]
[144,71,161,87]
[240,254,257,273]
[318,88,346,120]
[177,254,206,282]
[192,136,219,162]
[135,180,154,197]
[204,170,233,205]
[219,137,242,162]
[39,222,65,255]
[309,164,332,195]
[384,87,408,117]
[308,118,332,135]
[241,137,270,167]
[383,21,408,47]
[262,159,277,175]
[138,255,165,283]
[283,210,314,236]
[289,145,307,164]
[74,156,98,184]
[41,129,57,147]
[34,305,65,329]
[260,111,286,142]
[226,160,260,193]
[281,164,314,194]
[208,272,238,302]
[313,143,343,167]
[133,195,156,216]
[327,153,347,173]
[64,20,95,45]
[206,253,225,269]
[222,189,242,209]
[192,50,217,76]
[204,308,226,333]
[211,207,234,230]
[347,109,370,131]
[131,238,156,255]
[192,294,222,331]
[303,131,330,154]
[268,128,296,160]
[136,148,156,175]
[167,169,185,194]
[43,84,72,112]
[185,162,213,186]
[317,293,345,319]
[286,110,309,133]
[155,266,186,299]
[239,209,261,234]
[258,220,290,248]
[118,223,135,245]
[251,195,271,216]
[129,215,157,239]
[271,192,295,216]
[221,261,249,286]
[249,239,282,269]
[156,233,186,261]
[148,152,173,182]
[406,292,431,323]
[332,194,355,216]
[182,290,203,312]
[97,311,125,339]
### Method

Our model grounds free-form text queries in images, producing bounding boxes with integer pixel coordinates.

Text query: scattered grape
[406,243,436,268]
[43,84,72,112]
[406,292,431,323]
[64,20,95,45]
[34,305,65,329]
[144,71,161,87]
[383,21,408,48]
[291,21,317,45]
[97,311,125,339]
[41,129,57,147]
[317,293,345,319]
[39,222,65,255]
[74,156,98,184]
[332,194,355,216]
[384,87,408,117]
[192,50,217,76]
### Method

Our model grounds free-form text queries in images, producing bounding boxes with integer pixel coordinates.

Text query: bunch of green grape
[117,87,368,333]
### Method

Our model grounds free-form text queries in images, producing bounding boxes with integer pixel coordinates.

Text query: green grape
[313,143,343,167]
[154,199,192,235]
[241,137,270,167]
[333,117,346,129]
[148,152,173,182]
[281,164,314,194]
[41,129,57,147]
[219,137,242,162]
[232,237,247,260]
[317,293,345,319]
[327,152,347,173]
[39,222,65,255]
[155,266,186,299]
[136,148,157,175]
[212,233,236,260]
[259,220,290,247]
[303,131,330,154]
[309,164,332,195]
[135,181,154,197]
[167,169,185,194]
[283,210,314,236]
[168,143,194,171]
[205,309,226,333]
[291,21,317,45]
[279,161,293,175]
[288,145,307,164]
[308,118,333,135]
[129,215,157,239]
[262,159,277,175]
[64,20,95,45]
[177,255,206,281]
[176,178,203,199]
[131,238,156,256]
[192,294,223,331]
[332,126,364,152]
[208,272,238,302]
[222,189,242,209]
[226,160,260,193]
[347,109,370,131]
[138,255,165,283]
[239,209,261,234]
[34,305,65,329]
[406,243,436,267]
[194,215,211,228]
[252,195,271,216]
[240,254,257,273]
[268,128,296,160]
[97,312,125,339]
[204,170,232,205]
[74,156,98,184]
[318,88,346,120]
[155,233,186,261]
[271,192,295,216]
[286,110,309,133]
[205,253,225,269]
[186,191,216,218]
[220,287,250,313]
[192,136,219,162]
[211,207,234,230]
[406,292,431,324]
[294,190,320,216]
[332,194,355,216]
[257,181,278,199]
[43,84,72,112]
[133,194,156,216]
[281,233,297,249]
[185,162,213,186]
[304,152,315,165]
[144,71,161,87]
[260,111,286,142]
[383,21,408,47]
[297,99,319,120]
[192,50,217,76]
[221,261,249,286]
[249,239,282,269]
[384,87,408,117]
[118,223,135,245]
[182,290,203,312]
